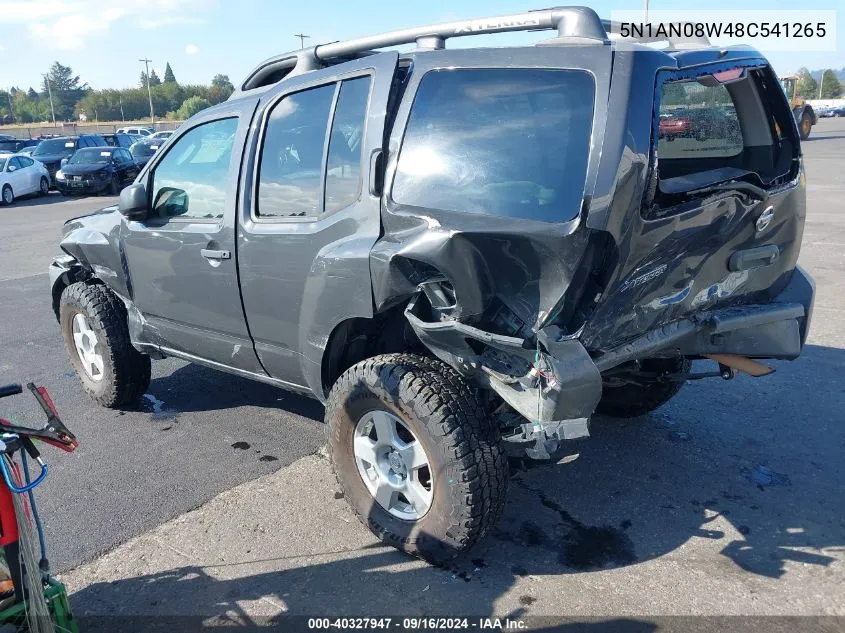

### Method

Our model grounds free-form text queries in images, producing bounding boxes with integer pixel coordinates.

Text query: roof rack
[238,7,716,92]
[601,20,711,50]
[240,6,608,91]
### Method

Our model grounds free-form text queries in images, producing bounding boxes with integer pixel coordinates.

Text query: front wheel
[326,354,509,565]
[59,282,151,408]
[1,185,13,206]
[39,177,49,196]
[596,357,691,418]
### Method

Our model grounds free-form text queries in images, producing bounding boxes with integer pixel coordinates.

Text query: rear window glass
[657,81,743,160]
[651,66,798,214]
[392,69,595,223]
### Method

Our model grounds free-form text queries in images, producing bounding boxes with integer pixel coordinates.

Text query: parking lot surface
[1,119,844,619]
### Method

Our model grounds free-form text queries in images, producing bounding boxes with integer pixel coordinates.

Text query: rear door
[17,156,40,194]
[582,53,804,350]
[236,52,398,392]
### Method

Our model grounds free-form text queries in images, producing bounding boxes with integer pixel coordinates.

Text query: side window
[657,80,743,161]
[8,157,21,171]
[149,117,238,221]
[119,149,132,163]
[79,137,90,148]
[256,83,335,218]
[324,76,371,214]
[18,157,34,168]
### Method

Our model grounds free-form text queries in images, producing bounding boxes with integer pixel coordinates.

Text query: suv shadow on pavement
[70,345,844,628]
[139,361,324,421]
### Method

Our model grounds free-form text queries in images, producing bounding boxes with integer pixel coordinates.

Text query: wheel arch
[318,302,425,399]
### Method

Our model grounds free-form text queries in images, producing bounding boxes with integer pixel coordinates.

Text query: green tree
[819,69,842,99]
[164,63,177,84]
[794,67,818,100]
[43,61,87,120]
[176,95,211,119]
[27,87,38,99]
[211,74,234,91]
[148,69,162,86]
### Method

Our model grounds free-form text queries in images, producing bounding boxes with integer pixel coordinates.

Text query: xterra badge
[619,264,668,292]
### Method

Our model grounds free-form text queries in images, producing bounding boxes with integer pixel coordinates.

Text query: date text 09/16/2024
[307,617,527,630]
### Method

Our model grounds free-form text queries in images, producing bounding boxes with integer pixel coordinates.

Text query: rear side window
[257,84,335,218]
[325,77,370,214]
[256,76,371,219]
[392,68,596,222]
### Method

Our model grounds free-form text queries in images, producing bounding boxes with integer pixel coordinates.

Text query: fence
[0,120,184,139]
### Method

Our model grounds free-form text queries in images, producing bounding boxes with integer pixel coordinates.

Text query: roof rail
[240,6,608,91]
[601,20,711,50]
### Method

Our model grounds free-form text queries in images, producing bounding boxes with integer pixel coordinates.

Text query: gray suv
[50,8,814,563]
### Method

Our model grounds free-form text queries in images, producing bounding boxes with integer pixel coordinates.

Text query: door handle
[200,249,231,261]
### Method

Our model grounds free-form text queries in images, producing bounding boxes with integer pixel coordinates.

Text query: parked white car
[148,130,174,141]
[116,126,154,137]
[0,154,50,205]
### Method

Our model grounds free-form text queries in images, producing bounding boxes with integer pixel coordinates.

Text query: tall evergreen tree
[164,63,177,84]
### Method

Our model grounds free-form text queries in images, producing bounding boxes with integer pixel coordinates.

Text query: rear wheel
[60,282,151,408]
[1,185,13,206]
[326,353,509,565]
[799,110,812,140]
[597,357,691,418]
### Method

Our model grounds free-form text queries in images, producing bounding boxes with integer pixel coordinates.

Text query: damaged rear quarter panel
[371,46,612,331]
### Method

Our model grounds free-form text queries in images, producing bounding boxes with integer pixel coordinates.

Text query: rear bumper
[594,265,815,371]
[405,266,814,429]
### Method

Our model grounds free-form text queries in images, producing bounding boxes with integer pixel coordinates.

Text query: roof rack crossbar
[314,7,606,60]
[240,6,609,89]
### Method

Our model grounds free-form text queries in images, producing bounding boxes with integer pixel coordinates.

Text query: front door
[237,53,398,392]
[120,102,264,373]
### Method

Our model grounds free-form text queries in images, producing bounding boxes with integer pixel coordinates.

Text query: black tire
[39,177,49,196]
[59,282,151,408]
[596,357,691,418]
[108,176,120,196]
[799,111,812,140]
[1,184,13,206]
[326,353,508,565]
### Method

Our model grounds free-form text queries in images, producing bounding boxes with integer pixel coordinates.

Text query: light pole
[42,74,57,126]
[139,58,155,125]
[294,33,311,48]
[119,95,125,122]
[818,71,825,100]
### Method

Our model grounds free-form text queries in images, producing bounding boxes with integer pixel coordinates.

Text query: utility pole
[294,33,311,48]
[139,58,155,125]
[644,0,649,23]
[818,71,825,100]
[42,74,57,126]
[119,94,125,122]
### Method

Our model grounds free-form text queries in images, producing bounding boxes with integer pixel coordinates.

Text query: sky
[0,0,842,91]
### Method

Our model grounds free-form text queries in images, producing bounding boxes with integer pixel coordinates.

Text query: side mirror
[60,158,69,167]
[119,183,148,221]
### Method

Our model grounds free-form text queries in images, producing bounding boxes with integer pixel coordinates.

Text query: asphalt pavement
[1,119,844,621]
